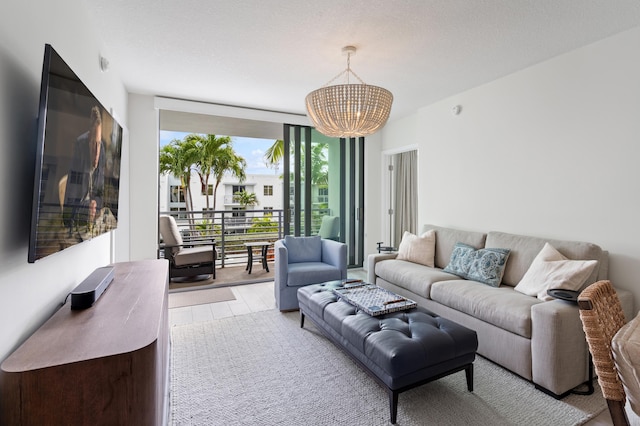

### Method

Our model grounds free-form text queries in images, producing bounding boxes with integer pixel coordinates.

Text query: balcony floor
[169,261,275,293]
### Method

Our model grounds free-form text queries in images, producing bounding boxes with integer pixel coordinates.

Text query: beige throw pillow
[612,312,640,417]
[514,242,597,301]
[396,230,436,267]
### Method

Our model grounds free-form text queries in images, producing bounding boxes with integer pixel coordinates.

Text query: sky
[159,131,281,175]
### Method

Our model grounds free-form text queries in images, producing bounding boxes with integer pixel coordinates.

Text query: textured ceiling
[84,0,640,121]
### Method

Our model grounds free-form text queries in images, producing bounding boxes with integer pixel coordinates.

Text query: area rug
[170,310,606,425]
[168,287,235,309]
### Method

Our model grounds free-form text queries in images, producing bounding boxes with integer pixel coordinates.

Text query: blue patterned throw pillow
[443,243,477,277]
[444,242,510,287]
[467,247,511,287]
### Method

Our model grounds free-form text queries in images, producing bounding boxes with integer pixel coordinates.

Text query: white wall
[0,0,129,360]
[128,94,159,260]
[379,26,640,310]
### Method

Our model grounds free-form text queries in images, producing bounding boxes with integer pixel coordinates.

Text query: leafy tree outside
[160,133,248,213]
[186,134,231,210]
[248,214,279,234]
[233,190,259,208]
[159,137,200,218]
[264,139,329,185]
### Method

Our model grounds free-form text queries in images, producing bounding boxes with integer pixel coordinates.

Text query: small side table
[546,288,595,396]
[376,241,396,254]
[244,242,270,274]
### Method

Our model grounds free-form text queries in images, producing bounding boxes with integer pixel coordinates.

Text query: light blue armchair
[274,235,347,311]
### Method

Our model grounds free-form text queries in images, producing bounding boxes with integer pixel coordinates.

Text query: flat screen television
[28,44,123,263]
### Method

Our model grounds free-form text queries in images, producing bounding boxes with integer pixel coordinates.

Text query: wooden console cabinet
[0,259,169,425]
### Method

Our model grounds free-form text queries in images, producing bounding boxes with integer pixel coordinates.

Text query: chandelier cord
[322,51,366,87]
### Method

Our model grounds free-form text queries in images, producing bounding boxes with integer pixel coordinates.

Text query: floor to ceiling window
[283,125,365,267]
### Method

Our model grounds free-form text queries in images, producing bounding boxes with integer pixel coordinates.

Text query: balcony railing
[158,209,338,267]
[159,209,282,268]
[158,208,333,268]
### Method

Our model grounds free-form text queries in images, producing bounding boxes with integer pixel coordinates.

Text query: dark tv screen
[28,44,123,263]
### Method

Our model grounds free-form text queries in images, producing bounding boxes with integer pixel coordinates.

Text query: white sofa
[368,224,635,397]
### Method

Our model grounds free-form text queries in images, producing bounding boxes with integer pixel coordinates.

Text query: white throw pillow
[612,312,640,417]
[396,230,436,267]
[514,242,597,301]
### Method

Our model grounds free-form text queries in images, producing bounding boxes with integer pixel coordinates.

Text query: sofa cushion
[422,225,486,270]
[396,230,436,267]
[287,262,342,287]
[612,312,640,417]
[375,259,459,299]
[485,231,604,287]
[284,235,321,263]
[430,280,541,338]
[514,243,597,301]
[443,243,510,287]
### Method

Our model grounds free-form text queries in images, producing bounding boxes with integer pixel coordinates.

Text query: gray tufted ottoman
[297,281,478,424]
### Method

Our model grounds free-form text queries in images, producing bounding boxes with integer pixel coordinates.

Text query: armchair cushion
[287,262,343,287]
[173,245,216,267]
[159,215,184,255]
[284,235,321,263]
[318,215,340,240]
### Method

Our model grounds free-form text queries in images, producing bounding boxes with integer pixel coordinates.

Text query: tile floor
[169,281,276,327]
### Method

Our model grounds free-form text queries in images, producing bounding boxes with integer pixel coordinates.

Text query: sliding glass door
[283,125,365,267]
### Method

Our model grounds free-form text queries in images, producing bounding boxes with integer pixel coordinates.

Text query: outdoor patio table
[244,241,270,274]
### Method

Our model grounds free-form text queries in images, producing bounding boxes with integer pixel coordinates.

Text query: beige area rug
[170,310,606,425]
[168,287,235,309]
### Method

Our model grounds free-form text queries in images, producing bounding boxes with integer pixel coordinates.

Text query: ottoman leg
[300,311,305,328]
[465,363,474,392]
[388,389,398,424]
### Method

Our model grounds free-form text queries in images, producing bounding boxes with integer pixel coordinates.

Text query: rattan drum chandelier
[305,46,393,138]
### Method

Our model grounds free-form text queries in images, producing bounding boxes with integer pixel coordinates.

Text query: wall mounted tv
[28,44,122,263]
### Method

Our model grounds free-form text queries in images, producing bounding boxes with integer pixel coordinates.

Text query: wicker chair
[578,280,629,426]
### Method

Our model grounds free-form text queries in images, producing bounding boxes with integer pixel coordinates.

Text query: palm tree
[264,139,284,169]
[233,190,259,208]
[310,143,329,186]
[186,134,233,210]
[265,138,328,185]
[159,137,199,216]
[211,145,247,211]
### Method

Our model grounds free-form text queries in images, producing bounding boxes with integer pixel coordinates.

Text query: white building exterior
[159,171,284,216]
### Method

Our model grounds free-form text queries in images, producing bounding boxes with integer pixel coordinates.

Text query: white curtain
[392,150,417,247]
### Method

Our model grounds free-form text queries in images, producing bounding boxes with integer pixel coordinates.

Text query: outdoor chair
[317,215,340,241]
[578,280,640,426]
[274,235,347,311]
[159,215,216,282]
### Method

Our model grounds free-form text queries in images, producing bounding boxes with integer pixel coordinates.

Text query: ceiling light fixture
[305,46,393,138]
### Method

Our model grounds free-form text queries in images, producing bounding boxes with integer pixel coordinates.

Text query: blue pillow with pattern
[443,243,477,277]
[467,247,511,287]
[444,242,510,287]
